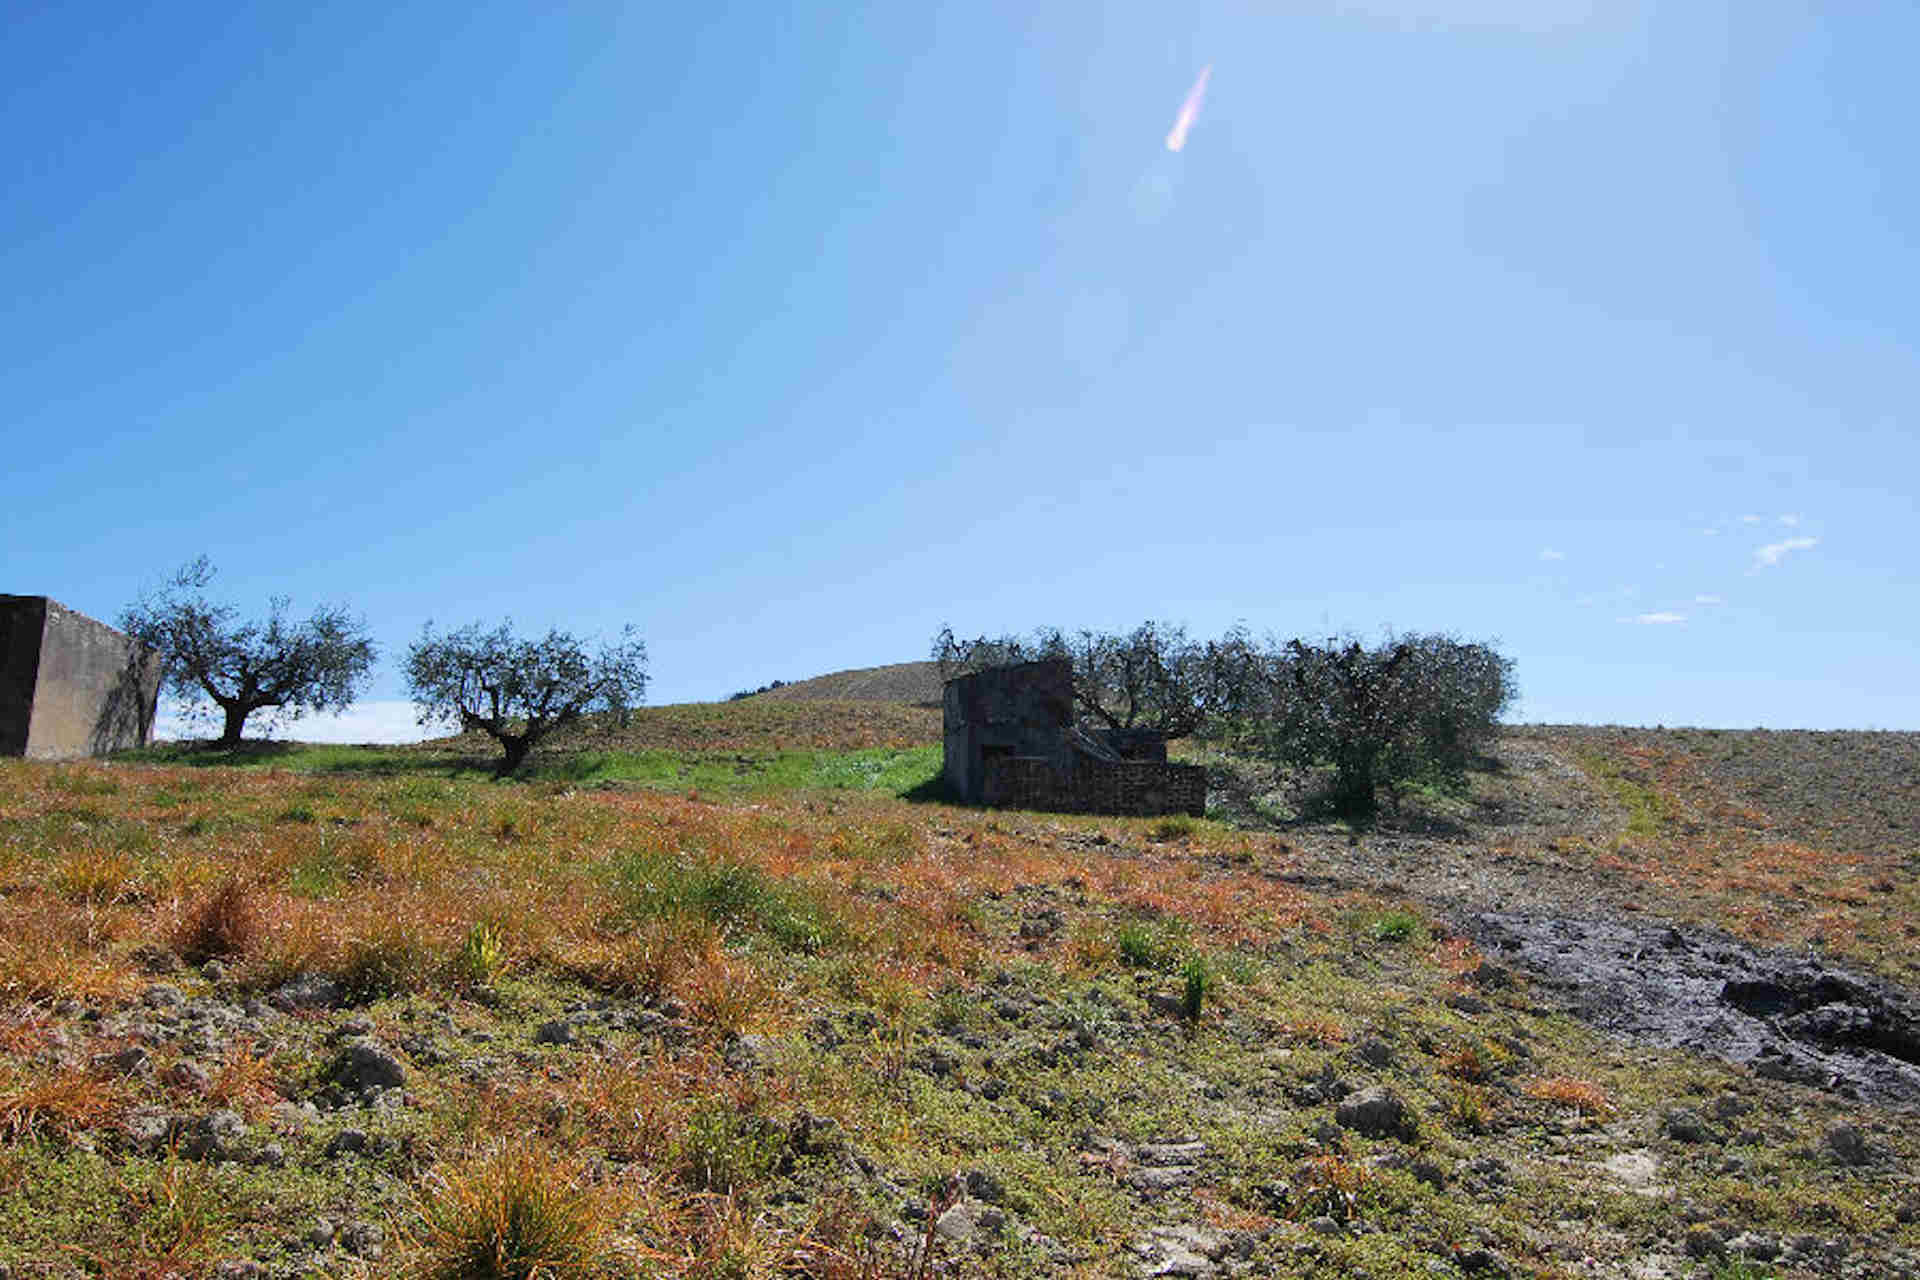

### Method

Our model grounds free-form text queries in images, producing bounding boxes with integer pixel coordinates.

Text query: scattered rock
[934,1199,989,1243]
[307,1218,337,1249]
[122,1107,182,1154]
[1726,1232,1781,1262]
[1127,1166,1195,1193]
[1336,1085,1417,1140]
[179,1109,247,1161]
[214,1262,264,1279]
[269,973,344,1013]
[142,983,186,1011]
[534,1018,578,1046]
[1823,1123,1874,1165]
[163,1060,211,1093]
[1660,1107,1715,1144]
[725,1033,779,1073]
[330,1039,406,1095]
[98,1045,151,1076]
[132,946,183,976]
[1683,1224,1725,1258]
[340,1220,385,1260]
[1352,1037,1395,1069]
[325,1128,369,1158]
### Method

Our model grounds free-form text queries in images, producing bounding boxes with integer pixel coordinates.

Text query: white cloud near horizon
[1694,594,1724,605]
[1539,548,1566,561]
[1740,514,1763,524]
[154,700,451,745]
[1779,514,1801,527]
[1753,535,1817,570]
[1622,612,1686,625]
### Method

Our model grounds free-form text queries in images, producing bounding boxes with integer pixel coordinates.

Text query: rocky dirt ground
[1,724,1916,1278]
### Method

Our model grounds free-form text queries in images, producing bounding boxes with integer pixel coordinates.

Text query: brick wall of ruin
[981,757,1206,818]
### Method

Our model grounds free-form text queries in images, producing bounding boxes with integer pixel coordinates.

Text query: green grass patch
[603,847,841,952]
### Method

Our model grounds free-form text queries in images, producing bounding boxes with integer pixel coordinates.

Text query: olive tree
[405,621,647,776]
[120,556,376,746]
[1263,634,1514,815]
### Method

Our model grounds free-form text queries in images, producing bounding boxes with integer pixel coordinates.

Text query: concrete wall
[942,659,1077,803]
[0,596,160,760]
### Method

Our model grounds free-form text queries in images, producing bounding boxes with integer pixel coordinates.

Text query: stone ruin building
[1,595,161,760]
[942,658,1206,817]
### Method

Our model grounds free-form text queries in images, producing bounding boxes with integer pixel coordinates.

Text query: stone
[1335,1085,1417,1140]
[1352,1037,1394,1069]
[269,973,344,1013]
[163,1060,211,1093]
[180,1109,247,1161]
[1128,1166,1194,1193]
[99,1045,151,1076]
[122,1108,182,1154]
[325,1129,369,1158]
[213,1263,264,1279]
[142,983,186,1010]
[1725,1232,1781,1262]
[306,1218,336,1249]
[534,1019,578,1046]
[330,1039,406,1094]
[1682,1226,1725,1259]
[725,1033,778,1073]
[933,1200,984,1243]
[340,1221,385,1260]
[1660,1107,1714,1144]
[1823,1123,1873,1165]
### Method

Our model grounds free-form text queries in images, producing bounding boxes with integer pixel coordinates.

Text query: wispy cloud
[1753,536,1817,570]
[1693,594,1724,605]
[1778,514,1801,527]
[1164,65,1212,153]
[1740,514,1763,524]
[1621,612,1686,625]
[1538,548,1566,561]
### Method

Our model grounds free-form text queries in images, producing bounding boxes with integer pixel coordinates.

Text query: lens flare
[1164,64,1212,153]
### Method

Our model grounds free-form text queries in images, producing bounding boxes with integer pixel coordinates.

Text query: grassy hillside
[748,661,947,707]
[2,715,1917,1277]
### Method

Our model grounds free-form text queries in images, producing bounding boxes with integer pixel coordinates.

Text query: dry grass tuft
[1526,1075,1615,1117]
[0,1060,124,1142]
[405,1143,617,1279]
[173,875,260,964]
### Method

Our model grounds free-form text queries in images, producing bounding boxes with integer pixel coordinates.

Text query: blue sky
[7,1,1916,739]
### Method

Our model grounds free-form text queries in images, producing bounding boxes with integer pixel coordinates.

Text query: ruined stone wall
[981,757,1207,818]
[942,659,1076,802]
[0,595,160,760]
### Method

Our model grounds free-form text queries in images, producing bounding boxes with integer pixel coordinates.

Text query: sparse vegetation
[0,704,1916,1276]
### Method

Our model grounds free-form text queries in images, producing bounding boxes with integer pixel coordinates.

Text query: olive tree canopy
[120,556,376,747]
[405,621,647,776]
